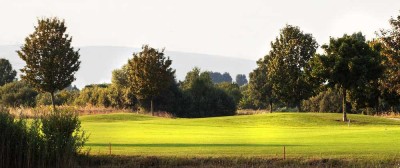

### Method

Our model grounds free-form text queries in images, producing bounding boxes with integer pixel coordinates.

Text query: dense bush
[0,81,38,107]
[302,88,342,113]
[0,107,87,168]
[74,85,111,107]
[0,108,87,167]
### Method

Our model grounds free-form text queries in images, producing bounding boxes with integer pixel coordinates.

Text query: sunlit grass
[80,112,400,159]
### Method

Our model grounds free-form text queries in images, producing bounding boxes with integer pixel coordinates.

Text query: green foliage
[41,108,87,166]
[0,107,29,168]
[0,80,38,107]
[207,71,232,84]
[127,45,175,113]
[17,17,80,109]
[235,74,248,86]
[0,107,87,167]
[110,65,137,109]
[379,13,400,95]
[0,58,16,86]
[238,85,261,109]
[179,68,236,117]
[266,25,319,111]
[313,32,383,120]
[247,56,275,111]
[36,89,79,106]
[302,88,342,113]
[74,85,112,107]
[216,82,242,105]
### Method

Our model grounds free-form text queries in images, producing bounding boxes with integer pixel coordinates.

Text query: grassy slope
[80,113,400,159]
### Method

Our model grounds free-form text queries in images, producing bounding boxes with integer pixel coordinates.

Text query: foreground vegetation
[81,112,400,159]
[77,155,400,168]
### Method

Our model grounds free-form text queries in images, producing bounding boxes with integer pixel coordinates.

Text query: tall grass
[0,106,87,168]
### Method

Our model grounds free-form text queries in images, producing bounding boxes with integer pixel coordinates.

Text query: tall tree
[235,74,248,86]
[0,58,17,86]
[379,13,400,95]
[313,32,383,121]
[248,56,275,112]
[17,18,80,110]
[267,25,319,111]
[127,45,175,115]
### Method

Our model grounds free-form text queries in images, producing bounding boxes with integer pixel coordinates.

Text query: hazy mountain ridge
[0,45,256,88]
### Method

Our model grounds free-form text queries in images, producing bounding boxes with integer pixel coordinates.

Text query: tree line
[1,14,400,120]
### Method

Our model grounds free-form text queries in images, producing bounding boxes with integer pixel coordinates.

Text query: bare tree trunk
[342,87,348,122]
[150,98,154,116]
[50,92,56,111]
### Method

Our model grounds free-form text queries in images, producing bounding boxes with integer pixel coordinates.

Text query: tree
[266,25,319,111]
[235,74,248,86]
[127,45,175,115]
[313,32,383,121]
[110,65,136,109]
[379,13,400,95]
[248,56,275,112]
[0,58,17,86]
[216,82,242,104]
[207,71,232,84]
[17,18,80,110]
[180,68,236,117]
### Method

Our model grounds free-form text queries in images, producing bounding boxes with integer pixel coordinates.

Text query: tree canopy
[266,25,319,111]
[312,32,383,121]
[235,74,248,86]
[379,14,400,95]
[127,45,175,115]
[17,17,80,110]
[0,58,17,86]
[207,71,232,84]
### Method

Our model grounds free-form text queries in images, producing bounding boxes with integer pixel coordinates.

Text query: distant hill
[0,45,257,88]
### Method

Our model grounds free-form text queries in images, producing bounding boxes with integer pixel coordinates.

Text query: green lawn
[80,112,400,159]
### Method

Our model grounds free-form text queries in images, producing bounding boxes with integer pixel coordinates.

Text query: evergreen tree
[17,18,80,110]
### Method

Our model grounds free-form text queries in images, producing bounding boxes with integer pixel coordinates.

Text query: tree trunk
[269,101,273,113]
[50,92,56,111]
[150,98,154,116]
[342,87,348,122]
[297,102,302,112]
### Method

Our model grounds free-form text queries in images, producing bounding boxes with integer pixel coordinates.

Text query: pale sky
[0,0,399,60]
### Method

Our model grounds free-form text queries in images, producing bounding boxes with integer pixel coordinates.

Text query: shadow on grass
[86,143,304,147]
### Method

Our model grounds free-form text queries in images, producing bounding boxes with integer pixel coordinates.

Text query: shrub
[0,106,29,167]
[0,107,87,168]
[302,88,342,113]
[40,108,87,166]
[36,89,79,106]
[0,81,38,107]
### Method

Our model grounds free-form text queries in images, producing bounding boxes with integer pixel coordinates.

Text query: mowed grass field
[80,112,400,159]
